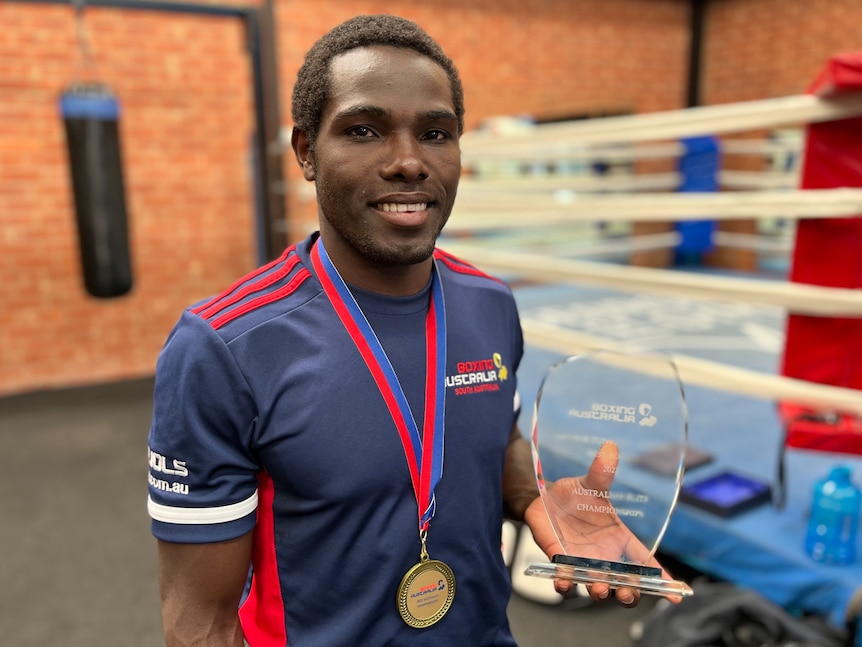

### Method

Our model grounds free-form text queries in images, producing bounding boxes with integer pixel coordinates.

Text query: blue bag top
[60,87,120,120]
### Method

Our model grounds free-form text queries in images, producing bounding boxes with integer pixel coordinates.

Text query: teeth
[379,203,427,212]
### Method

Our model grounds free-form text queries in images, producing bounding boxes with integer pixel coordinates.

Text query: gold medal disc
[397,559,456,628]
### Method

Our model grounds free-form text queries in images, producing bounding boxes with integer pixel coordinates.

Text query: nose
[380,133,428,182]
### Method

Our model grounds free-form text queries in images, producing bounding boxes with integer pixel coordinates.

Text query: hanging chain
[71,0,98,85]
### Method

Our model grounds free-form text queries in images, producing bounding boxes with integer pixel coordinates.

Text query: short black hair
[291,14,465,151]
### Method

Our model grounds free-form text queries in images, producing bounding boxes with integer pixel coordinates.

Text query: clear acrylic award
[525,350,694,597]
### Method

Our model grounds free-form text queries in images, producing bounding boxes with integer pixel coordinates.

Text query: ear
[291,127,316,181]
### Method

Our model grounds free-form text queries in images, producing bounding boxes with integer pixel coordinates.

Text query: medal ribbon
[311,239,446,531]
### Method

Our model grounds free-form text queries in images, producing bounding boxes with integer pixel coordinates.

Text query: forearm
[158,534,252,647]
[502,424,541,522]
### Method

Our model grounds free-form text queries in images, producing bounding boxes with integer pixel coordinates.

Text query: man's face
[306,45,461,273]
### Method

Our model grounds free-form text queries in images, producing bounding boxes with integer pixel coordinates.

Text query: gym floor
[0,377,660,646]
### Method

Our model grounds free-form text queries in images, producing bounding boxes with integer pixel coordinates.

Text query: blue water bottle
[804,465,861,565]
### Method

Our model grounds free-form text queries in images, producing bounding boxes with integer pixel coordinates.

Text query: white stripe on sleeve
[148,490,258,525]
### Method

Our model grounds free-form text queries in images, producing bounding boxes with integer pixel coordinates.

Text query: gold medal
[397,555,456,628]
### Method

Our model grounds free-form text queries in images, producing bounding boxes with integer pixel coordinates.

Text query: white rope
[440,243,862,317]
[712,231,793,253]
[461,169,798,193]
[445,230,788,255]
[458,232,683,258]
[719,170,800,190]
[460,93,862,154]
[720,138,803,156]
[462,136,803,165]
[454,95,862,416]
[449,188,862,226]
[522,319,862,417]
[458,172,682,194]
[463,142,685,164]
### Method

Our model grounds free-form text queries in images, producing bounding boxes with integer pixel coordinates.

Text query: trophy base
[525,555,694,597]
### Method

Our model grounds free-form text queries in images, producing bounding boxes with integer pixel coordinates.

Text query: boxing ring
[443,53,862,641]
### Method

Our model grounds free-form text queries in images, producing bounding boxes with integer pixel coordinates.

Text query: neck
[344,261,433,296]
[316,233,435,297]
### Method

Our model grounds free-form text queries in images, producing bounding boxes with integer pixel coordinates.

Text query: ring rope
[719,170,800,190]
[711,231,792,253]
[458,172,683,193]
[462,137,802,164]
[460,93,862,152]
[441,243,862,317]
[522,319,862,417]
[449,188,862,226]
[455,92,862,421]
[453,231,683,258]
[460,170,798,193]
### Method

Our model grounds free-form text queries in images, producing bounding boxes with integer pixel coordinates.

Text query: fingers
[582,440,619,492]
[587,582,612,602]
[618,543,684,605]
[614,587,640,607]
[587,583,640,607]
[553,579,574,595]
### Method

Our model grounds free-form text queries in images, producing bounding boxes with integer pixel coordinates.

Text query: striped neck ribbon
[311,239,447,533]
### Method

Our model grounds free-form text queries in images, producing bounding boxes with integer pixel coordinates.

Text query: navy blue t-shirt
[148,233,524,646]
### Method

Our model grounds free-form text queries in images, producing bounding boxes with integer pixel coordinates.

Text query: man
[147,14,670,646]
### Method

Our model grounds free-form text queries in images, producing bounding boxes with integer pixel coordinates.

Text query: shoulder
[185,238,323,341]
[433,246,520,323]
[434,246,512,296]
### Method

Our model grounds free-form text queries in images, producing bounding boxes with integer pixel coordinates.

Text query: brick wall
[2,0,859,395]
[704,0,862,103]
[1,2,257,395]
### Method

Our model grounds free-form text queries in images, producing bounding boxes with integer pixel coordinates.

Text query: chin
[367,239,436,267]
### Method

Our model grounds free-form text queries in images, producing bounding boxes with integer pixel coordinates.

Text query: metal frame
[17,0,287,263]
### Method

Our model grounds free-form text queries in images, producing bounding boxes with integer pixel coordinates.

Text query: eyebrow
[423,109,459,123]
[333,105,390,121]
[332,105,458,123]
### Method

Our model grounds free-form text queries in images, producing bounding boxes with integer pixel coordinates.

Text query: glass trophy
[525,350,694,597]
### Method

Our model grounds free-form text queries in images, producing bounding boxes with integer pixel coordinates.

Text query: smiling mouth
[376,202,428,213]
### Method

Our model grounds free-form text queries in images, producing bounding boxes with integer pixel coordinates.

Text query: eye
[422,129,451,141]
[346,125,375,138]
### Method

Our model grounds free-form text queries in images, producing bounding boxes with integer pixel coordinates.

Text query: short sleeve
[147,310,260,543]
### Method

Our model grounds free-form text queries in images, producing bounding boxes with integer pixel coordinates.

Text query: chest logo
[445,352,508,396]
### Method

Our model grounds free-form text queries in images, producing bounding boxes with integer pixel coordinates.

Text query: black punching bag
[61,81,132,298]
